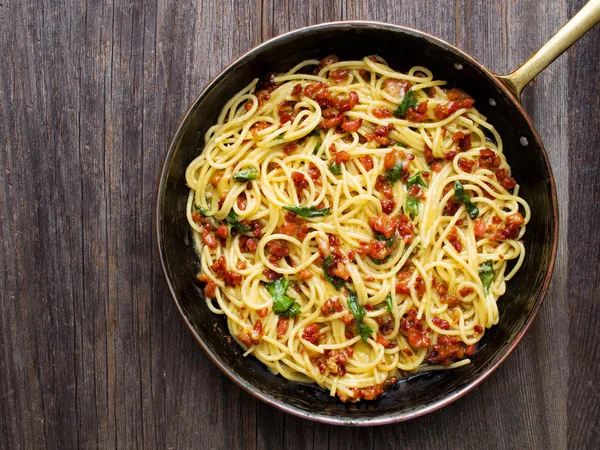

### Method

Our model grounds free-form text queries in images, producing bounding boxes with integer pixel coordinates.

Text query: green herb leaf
[406,196,420,217]
[385,162,403,184]
[194,204,212,216]
[407,171,428,189]
[357,323,374,342]
[265,277,301,316]
[375,233,395,248]
[385,294,393,313]
[283,205,331,218]
[393,89,418,117]
[312,141,322,155]
[308,128,320,137]
[232,166,258,182]
[274,136,285,141]
[328,162,342,175]
[479,260,494,296]
[347,289,373,342]
[226,210,251,233]
[323,255,346,290]
[453,181,479,220]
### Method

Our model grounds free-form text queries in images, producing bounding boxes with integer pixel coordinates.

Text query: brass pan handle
[497,0,600,99]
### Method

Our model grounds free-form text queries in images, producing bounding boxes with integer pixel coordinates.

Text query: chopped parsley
[385,161,403,184]
[405,196,420,217]
[283,205,331,218]
[225,210,251,233]
[347,289,374,342]
[265,277,301,317]
[393,89,418,118]
[407,171,428,189]
[232,166,258,182]
[323,255,345,290]
[328,162,342,175]
[453,181,479,220]
[385,294,393,313]
[479,261,494,296]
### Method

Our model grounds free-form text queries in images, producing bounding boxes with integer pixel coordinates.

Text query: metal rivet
[520,136,528,146]
[454,63,463,70]
[489,98,497,106]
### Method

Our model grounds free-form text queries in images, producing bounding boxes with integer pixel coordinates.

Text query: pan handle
[496,0,600,99]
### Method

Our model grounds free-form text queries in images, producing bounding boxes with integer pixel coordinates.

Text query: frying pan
[156,1,600,425]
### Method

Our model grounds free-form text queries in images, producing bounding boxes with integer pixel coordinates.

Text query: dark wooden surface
[0,0,598,448]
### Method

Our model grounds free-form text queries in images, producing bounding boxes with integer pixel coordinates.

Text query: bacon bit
[375,175,394,200]
[408,184,422,198]
[202,229,219,249]
[376,334,394,348]
[441,294,460,307]
[332,262,351,281]
[372,106,392,118]
[278,100,296,124]
[307,163,321,184]
[397,214,414,243]
[355,155,373,172]
[204,280,217,298]
[236,261,247,270]
[315,54,338,72]
[333,150,351,165]
[216,225,229,239]
[457,157,475,173]
[274,318,290,339]
[338,377,398,403]
[433,278,448,295]
[395,269,413,294]
[337,91,359,112]
[321,297,343,316]
[444,150,458,161]
[298,269,313,280]
[443,183,461,216]
[266,240,290,260]
[381,198,395,214]
[257,307,269,318]
[474,219,487,238]
[414,276,426,297]
[248,320,264,344]
[474,324,483,334]
[383,78,409,98]
[291,83,302,96]
[447,88,475,109]
[424,144,444,172]
[236,193,247,210]
[320,113,344,129]
[304,81,326,98]
[383,148,399,170]
[237,331,252,347]
[406,100,428,122]
[329,68,349,83]
[369,213,399,239]
[250,121,271,135]
[434,101,460,120]
[495,168,517,190]
[211,173,223,186]
[478,148,501,169]
[448,226,462,252]
[292,171,309,191]
[302,323,320,344]
[491,212,524,240]
[401,308,430,348]
[328,234,341,247]
[341,117,362,132]
[341,313,355,325]
[432,317,451,330]
[283,142,298,155]
[459,286,475,297]
[425,335,474,366]
[374,312,393,335]
[365,239,392,260]
[358,68,369,81]
[280,222,297,236]
[492,216,502,224]
[263,268,281,281]
[297,225,309,241]
[453,131,472,151]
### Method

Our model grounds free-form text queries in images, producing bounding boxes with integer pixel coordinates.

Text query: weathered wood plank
[0,0,597,449]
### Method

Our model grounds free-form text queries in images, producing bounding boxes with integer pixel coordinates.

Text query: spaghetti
[185,55,529,402]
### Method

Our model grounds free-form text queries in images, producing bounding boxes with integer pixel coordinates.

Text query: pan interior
[157,23,556,423]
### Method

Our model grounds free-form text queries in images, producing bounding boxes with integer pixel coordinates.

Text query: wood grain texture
[0,0,597,448]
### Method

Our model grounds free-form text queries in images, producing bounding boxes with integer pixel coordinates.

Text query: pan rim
[155,20,559,426]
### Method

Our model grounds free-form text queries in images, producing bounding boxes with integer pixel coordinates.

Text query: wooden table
[1,0,598,448]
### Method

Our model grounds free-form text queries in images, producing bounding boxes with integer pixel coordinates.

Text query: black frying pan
[156,1,600,425]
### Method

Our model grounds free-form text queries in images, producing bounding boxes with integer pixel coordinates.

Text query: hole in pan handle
[495,0,600,100]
